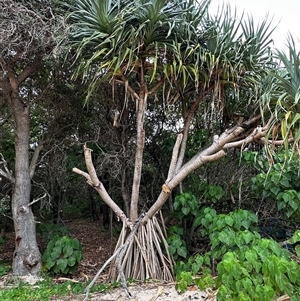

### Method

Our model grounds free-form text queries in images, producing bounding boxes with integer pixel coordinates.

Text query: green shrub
[37,223,71,243]
[42,235,83,274]
[173,206,300,300]
[244,150,300,220]
[167,225,188,260]
[172,190,226,248]
[173,193,199,219]
[216,238,300,300]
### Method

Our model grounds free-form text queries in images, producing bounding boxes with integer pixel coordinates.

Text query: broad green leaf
[242,230,254,244]
[68,257,77,267]
[237,292,252,301]
[234,234,243,248]
[258,249,270,263]
[245,249,258,263]
[241,277,252,291]
[277,200,287,211]
[177,246,187,258]
[289,199,299,211]
[287,265,298,284]
[241,218,252,230]
[248,212,259,223]
[63,246,74,258]
[225,215,234,227]
[295,245,300,258]
[71,238,80,250]
[57,258,68,272]
[193,216,202,228]
[253,261,262,273]
[181,206,190,216]
[270,186,281,195]
[45,259,55,270]
[275,273,293,295]
[218,231,231,245]
[51,247,62,260]
[269,240,283,256]
[256,285,275,300]
[242,261,253,273]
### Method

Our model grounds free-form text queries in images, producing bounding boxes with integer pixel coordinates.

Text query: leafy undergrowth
[170,152,300,300]
[172,205,300,300]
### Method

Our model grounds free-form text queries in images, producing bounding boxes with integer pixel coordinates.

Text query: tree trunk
[88,186,100,221]
[11,100,41,276]
[130,66,147,221]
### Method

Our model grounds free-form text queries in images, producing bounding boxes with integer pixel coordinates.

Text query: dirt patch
[65,219,118,280]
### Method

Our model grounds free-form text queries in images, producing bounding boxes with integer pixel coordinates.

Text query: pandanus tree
[67,0,298,284]
[267,36,300,157]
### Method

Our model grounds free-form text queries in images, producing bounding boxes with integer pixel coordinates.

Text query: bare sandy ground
[56,283,217,301]
[52,282,217,301]
[91,283,217,301]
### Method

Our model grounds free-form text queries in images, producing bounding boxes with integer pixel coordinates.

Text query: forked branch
[72,144,130,226]
[143,115,271,223]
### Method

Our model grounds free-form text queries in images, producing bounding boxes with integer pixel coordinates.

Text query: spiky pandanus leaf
[67,0,211,98]
[271,36,300,157]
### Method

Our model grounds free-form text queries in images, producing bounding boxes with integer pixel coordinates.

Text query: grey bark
[11,99,41,276]
[0,59,41,276]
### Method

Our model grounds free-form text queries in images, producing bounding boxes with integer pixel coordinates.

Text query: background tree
[0,0,66,276]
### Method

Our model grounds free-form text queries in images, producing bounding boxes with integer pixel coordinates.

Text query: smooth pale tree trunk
[129,67,147,221]
[11,98,41,276]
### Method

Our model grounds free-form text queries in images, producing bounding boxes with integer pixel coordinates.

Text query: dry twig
[83,214,144,301]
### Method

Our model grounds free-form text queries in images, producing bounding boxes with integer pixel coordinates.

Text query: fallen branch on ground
[83,214,144,301]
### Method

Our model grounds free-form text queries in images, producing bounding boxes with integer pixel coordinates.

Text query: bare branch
[114,78,140,101]
[29,143,44,179]
[143,149,226,223]
[143,115,267,223]
[28,193,47,207]
[83,144,100,187]
[166,134,183,183]
[175,88,214,171]
[148,79,164,95]
[0,153,15,183]
[72,167,91,182]
[224,128,266,149]
[260,137,294,146]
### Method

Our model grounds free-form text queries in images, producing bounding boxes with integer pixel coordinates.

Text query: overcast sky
[209,0,300,51]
